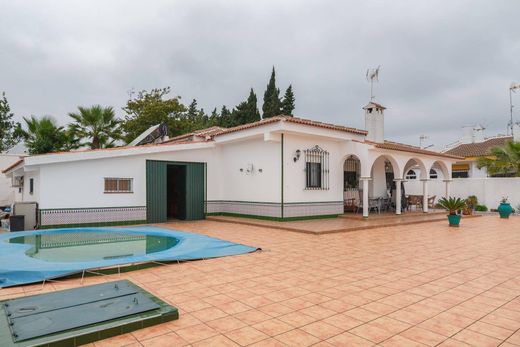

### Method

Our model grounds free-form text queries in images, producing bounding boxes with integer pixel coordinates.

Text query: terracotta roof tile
[2,158,24,174]
[162,126,227,143]
[213,115,368,137]
[444,136,512,157]
[367,140,463,159]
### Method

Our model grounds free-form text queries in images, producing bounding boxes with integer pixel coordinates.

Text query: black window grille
[304,145,329,190]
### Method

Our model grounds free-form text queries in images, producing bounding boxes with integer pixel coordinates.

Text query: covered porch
[341,142,458,218]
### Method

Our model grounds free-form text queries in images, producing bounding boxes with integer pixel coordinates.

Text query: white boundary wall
[404,178,520,210]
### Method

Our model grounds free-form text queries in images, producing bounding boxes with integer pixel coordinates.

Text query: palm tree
[477,141,520,177]
[68,105,122,149]
[21,116,68,154]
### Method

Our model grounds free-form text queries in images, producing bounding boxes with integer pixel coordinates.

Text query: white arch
[369,154,401,178]
[429,160,450,180]
[403,157,428,180]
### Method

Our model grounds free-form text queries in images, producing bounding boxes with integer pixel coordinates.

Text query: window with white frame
[104,178,133,193]
[304,145,329,190]
[429,169,438,179]
[405,169,417,180]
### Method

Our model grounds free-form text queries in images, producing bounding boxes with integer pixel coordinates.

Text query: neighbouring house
[0,144,27,208]
[404,124,520,210]
[442,123,520,178]
[2,101,460,228]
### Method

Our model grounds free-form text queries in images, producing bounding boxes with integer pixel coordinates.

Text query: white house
[2,102,460,228]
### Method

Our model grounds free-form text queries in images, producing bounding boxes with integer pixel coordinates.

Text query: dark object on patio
[8,215,24,232]
[0,280,178,346]
[344,198,357,212]
[407,195,423,211]
[428,195,437,209]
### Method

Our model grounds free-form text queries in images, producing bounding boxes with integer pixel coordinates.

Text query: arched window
[405,169,417,180]
[429,169,438,179]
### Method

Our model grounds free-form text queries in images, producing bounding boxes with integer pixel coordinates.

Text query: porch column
[360,176,371,218]
[443,179,452,199]
[421,178,429,213]
[394,178,403,215]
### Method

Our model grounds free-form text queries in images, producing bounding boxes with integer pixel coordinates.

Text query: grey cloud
[0,0,519,149]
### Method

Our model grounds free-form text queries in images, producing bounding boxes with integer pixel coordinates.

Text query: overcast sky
[1,0,519,148]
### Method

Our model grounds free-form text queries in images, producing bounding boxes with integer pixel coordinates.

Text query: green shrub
[475,205,488,212]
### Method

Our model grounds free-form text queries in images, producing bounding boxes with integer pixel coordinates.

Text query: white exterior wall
[0,155,22,206]
[404,178,520,209]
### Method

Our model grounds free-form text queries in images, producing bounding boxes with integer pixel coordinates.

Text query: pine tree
[262,67,282,118]
[233,89,261,126]
[209,108,219,126]
[0,92,22,152]
[281,85,295,116]
[219,105,233,127]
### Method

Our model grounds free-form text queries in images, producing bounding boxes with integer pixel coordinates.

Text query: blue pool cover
[0,226,259,288]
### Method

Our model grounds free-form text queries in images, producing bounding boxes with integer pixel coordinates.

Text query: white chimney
[514,122,520,142]
[473,124,485,143]
[461,126,474,144]
[364,102,385,143]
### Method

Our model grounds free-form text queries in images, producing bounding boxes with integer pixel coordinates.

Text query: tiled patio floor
[208,211,466,234]
[2,216,520,346]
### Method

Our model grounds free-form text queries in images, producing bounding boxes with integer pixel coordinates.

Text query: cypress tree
[262,67,281,118]
[281,85,295,116]
[220,105,233,127]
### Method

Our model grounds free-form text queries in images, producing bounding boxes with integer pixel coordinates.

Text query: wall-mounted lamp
[293,149,301,162]
[258,168,263,173]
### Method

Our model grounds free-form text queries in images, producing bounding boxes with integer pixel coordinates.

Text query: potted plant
[497,197,513,219]
[438,197,467,227]
[463,195,478,215]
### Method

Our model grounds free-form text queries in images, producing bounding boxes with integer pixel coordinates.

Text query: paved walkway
[2,216,520,346]
[207,211,467,234]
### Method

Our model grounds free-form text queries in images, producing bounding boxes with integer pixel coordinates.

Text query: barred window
[304,146,329,190]
[104,178,133,193]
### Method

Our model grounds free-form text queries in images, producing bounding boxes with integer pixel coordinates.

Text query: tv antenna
[366,65,381,101]
[419,134,433,149]
[509,82,520,136]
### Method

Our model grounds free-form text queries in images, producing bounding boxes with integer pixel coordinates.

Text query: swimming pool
[0,226,259,288]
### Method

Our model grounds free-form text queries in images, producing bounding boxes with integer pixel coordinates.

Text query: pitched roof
[213,115,368,137]
[162,126,227,143]
[2,158,24,174]
[363,101,386,110]
[444,136,513,157]
[367,140,463,159]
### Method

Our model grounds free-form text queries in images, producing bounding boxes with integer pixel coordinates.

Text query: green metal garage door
[146,160,206,223]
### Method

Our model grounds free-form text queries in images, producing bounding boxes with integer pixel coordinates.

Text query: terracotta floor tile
[400,326,447,346]
[278,311,318,327]
[323,313,364,330]
[191,307,229,322]
[258,302,294,317]
[225,326,269,346]
[379,334,428,347]
[274,328,321,347]
[93,334,138,347]
[452,329,502,347]
[466,321,514,340]
[343,307,381,322]
[206,315,248,333]
[191,334,240,347]
[300,320,343,340]
[233,309,272,325]
[249,338,287,347]
[326,332,375,346]
[175,323,219,343]
[131,323,172,341]
[349,323,396,343]
[140,332,189,347]
[252,318,293,336]
[299,305,336,319]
